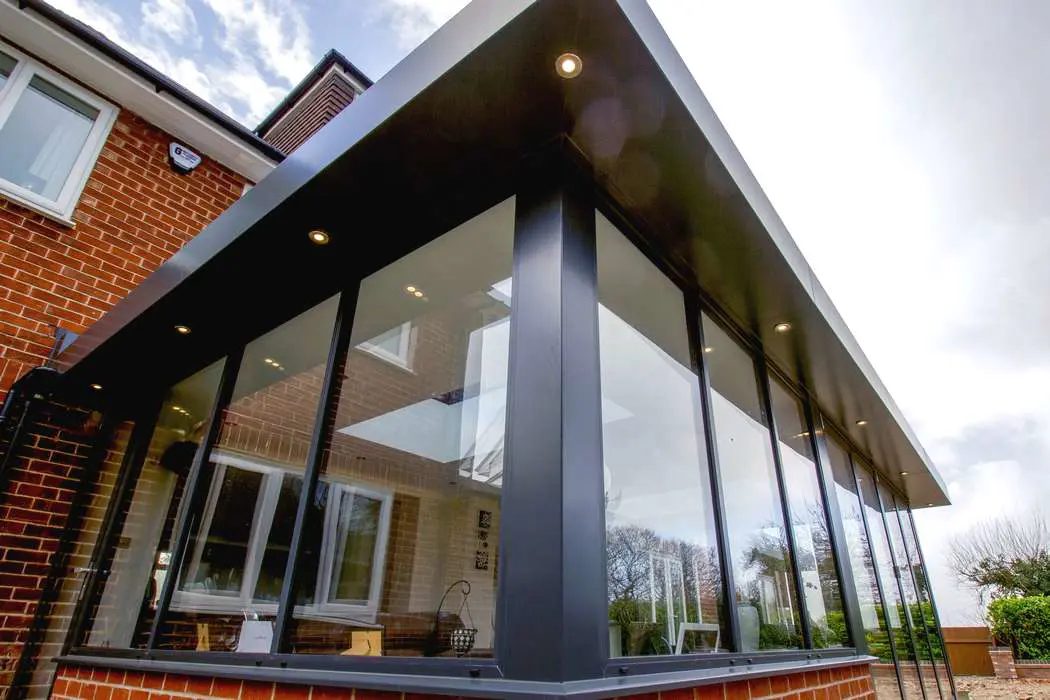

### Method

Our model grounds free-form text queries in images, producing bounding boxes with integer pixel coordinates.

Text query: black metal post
[147,346,244,649]
[756,363,813,650]
[687,304,741,652]
[806,408,866,654]
[497,158,606,681]
[874,475,929,700]
[908,508,957,699]
[271,289,357,652]
[63,397,164,653]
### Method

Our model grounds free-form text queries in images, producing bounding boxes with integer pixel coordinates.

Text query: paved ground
[956,675,1050,699]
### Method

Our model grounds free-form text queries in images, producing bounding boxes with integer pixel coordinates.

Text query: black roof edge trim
[255,48,373,136]
[17,0,286,163]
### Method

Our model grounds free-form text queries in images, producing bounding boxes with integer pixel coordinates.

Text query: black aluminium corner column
[687,304,741,653]
[271,289,357,652]
[757,362,813,650]
[496,161,607,682]
[806,409,867,655]
[147,345,245,650]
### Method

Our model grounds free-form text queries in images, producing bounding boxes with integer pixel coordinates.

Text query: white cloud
[143,0,200,47]
[370,0,468,49]
[199,0,314,86]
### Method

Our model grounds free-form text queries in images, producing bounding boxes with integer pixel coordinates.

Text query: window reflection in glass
[597,214,726,657]
[0,51,15,88]
[155,296,339,651]
[285,197,515,657]
[885,487,943,700]
[826,438,902,699]
[0,76,99,201]
[77,362,225,649]
[769,382,846,648]
[702,314,801,651]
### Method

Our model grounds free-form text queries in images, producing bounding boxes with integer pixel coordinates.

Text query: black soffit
[56,0,949,508]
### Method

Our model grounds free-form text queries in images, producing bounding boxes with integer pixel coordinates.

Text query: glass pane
[0,75,99,201]
[0,51,16,88]
[30,419,134,692]
[902,506,954,697]
[827,437,901,699]
[155,296,339,651]
[889,492,944,700]
[702,314,802,651]
[285,197,514,657]
[769,382,846,648]
[858,465,922,698]
[597,214,726,657]
[81,361,225,649]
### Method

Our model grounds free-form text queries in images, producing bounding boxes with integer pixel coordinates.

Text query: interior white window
[358,322,413,368]
[0,41,118,222]
[172,451,392,621]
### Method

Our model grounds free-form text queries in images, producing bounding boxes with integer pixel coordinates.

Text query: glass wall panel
[858,465,922,698]
[702,314,802,651]
[768,382,845,648]
[30,419,135,693]
[284,197,514,657]
[597,214,726,657]
[156,296,339,651]
[887,491,943,700]
[826,437,902,699]
[902,507,954,697]
[80,361,225,649]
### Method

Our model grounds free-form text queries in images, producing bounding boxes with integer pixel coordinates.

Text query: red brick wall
[0,401,133,697]
[50,662,877,700]
[0,105,249,401]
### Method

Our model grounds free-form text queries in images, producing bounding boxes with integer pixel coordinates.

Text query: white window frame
[358,322,413,369]
[0,39,118,224]
[170,451,393,623]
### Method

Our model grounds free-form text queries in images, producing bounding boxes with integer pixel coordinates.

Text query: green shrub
[988,596,1050,659]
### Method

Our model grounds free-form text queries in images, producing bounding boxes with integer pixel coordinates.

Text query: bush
[988,596,1050,659]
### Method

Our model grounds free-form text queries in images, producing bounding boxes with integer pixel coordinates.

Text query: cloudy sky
[47,0,1050,624]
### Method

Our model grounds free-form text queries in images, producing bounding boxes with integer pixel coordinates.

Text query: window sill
[57,652,876,699]
[0,189,76,228]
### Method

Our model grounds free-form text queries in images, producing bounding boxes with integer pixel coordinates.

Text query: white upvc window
[358,322,414,369]
[0,40,118,224]
[171,451,393,623]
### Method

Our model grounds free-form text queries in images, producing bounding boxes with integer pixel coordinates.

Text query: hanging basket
[449,626,477,657]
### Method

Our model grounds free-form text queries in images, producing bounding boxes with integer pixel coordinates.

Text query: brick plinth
[51,662,876,700]
[989,647,1018,680]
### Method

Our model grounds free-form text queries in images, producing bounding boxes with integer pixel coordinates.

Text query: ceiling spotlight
[264,358,275,365]
[900,471,909,477]
[308,229,330,245]
[703,346,714,354]
[927,503,934,507]
[172,405,182,411]
[174,324,192,335]
[555,52,583,79]
[90,383,103,391]
[413,290,425,298]
[855,419,868,427]
[773,322,792,334]
[405,286,417,293]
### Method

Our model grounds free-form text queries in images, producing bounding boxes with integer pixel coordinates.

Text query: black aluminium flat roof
[55,0,949,507]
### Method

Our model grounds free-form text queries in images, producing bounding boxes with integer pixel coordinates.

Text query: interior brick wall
[0,97,249,402]
[50,662,877,700]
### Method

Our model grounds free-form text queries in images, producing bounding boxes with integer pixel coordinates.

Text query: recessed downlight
[855,419,868,427]
[90,383,103,391]
[774,322,792,334]
[703,346,714,354]
[308,229,330,245]
[405,286,417,293]
[900,471,909,476]
[174,324,192,335]
[413,291,424,298]
[556,53,582,79]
